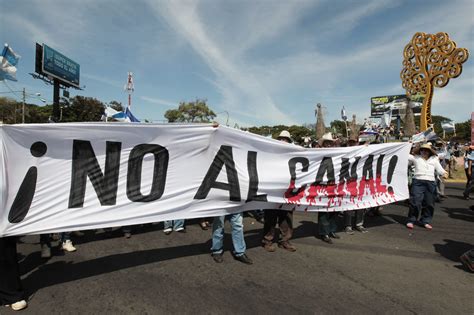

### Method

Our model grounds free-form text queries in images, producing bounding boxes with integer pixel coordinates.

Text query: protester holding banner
[163,220,185,235]
[317,133,341,244]
[210,212,253,264]
[463,145,474,199]
[407,143,447,229]
[0,237,27,311]
[262,130,296,252]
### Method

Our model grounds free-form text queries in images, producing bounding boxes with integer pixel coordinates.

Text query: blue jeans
[211,213,246,257]
[164,220,185,230]
[408,179,436,224]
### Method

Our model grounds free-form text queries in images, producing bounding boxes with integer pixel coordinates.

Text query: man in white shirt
[407,143,447,230]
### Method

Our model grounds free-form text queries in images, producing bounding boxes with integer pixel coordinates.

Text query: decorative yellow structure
[401,32,469,131]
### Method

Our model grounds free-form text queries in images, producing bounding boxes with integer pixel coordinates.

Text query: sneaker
[124,232,132,239]
[62,240,77,252]
[211,253,223,263]
[163,228,172,235]
[262,242,276,252]
[406,222,414,229]
[41,244,51,258]
[278,241,296,252]
[355,226,368,233]
[329,232,340,239]
[321,235,333,244]
[234,253,253,265]
[175,227,186,233]
[423,223,432,230]
[6,300,27,311]
[344,226,354,235]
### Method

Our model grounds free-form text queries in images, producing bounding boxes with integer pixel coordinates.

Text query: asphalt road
[5,183,473,314]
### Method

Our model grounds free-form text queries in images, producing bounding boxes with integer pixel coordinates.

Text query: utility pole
[22,87,26,124]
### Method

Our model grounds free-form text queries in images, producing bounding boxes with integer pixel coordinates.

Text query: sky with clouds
[1,0,472,127]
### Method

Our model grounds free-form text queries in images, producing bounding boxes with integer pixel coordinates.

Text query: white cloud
[145,0,299,125]
[140,96,177,107]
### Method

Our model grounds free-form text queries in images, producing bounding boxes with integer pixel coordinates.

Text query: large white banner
[0,123,410,236]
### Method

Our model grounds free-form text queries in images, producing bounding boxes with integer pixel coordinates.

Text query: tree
[0,96,21,124]
[60,96,105,122]
[454,120,470,141]
[329,120,347,136]
[164,99,216,123]
[109,100,124,112]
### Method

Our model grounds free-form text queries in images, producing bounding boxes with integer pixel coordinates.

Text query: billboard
[370,94,424,117]
[41,44,80,88]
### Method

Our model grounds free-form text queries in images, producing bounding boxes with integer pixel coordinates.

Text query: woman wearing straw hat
[406,143,447,230]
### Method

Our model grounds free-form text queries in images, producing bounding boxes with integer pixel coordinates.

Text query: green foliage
[109,100,124,112]
[454,120,470,141]
[243,124,313,144]
[60,96,105,122]
[164,99,216,123]
[329,120,347,136]
[0,96,21,124]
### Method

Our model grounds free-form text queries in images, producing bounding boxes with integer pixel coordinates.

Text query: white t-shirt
[408,154,446,181]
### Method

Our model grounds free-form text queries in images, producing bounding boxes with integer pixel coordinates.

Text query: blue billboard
[42,44,80,87]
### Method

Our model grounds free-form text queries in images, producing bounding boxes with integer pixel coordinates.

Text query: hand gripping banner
[0,123,410,236]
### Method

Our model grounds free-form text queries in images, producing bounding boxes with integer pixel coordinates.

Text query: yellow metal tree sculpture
[401,32,469,131]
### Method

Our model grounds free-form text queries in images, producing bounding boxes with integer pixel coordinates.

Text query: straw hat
[277,130,292,142]
[414,143,437,156]
[318,132,336,146]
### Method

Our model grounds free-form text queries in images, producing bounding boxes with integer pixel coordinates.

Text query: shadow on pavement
[433,239,473,263]
[442,207,474,222]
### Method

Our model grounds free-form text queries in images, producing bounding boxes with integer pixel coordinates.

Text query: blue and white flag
[2,44,20,66]
[104,106,130,122]
[0,43,21,81]
[125,106,140,122]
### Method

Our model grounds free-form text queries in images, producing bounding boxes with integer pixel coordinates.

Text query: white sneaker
[163,228,173,235]
[41,244,51,258]
[175,227,185,232]
[7,300,28,311]
[62,240,77,252]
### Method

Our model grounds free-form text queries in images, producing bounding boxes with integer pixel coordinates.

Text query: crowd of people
[1,129,473,311]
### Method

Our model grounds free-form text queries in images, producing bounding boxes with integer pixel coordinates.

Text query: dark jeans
[344,209,365,227]
[0,237,24,305]
[318,212,337,235]
[262,210,293,244]
[464,167,473,197]
[408,179,436,224]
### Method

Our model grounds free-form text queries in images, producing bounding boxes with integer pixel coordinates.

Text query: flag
[125,106,140,122]
[441,121,455,132]
[104,106,130,122]
[341,107,347,121]
[2,44,20,66]
[380,109,392,128]
[0,43,21,81]
[411,127,435,143]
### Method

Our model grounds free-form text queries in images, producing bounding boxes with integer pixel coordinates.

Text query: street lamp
[22,89,46,123]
